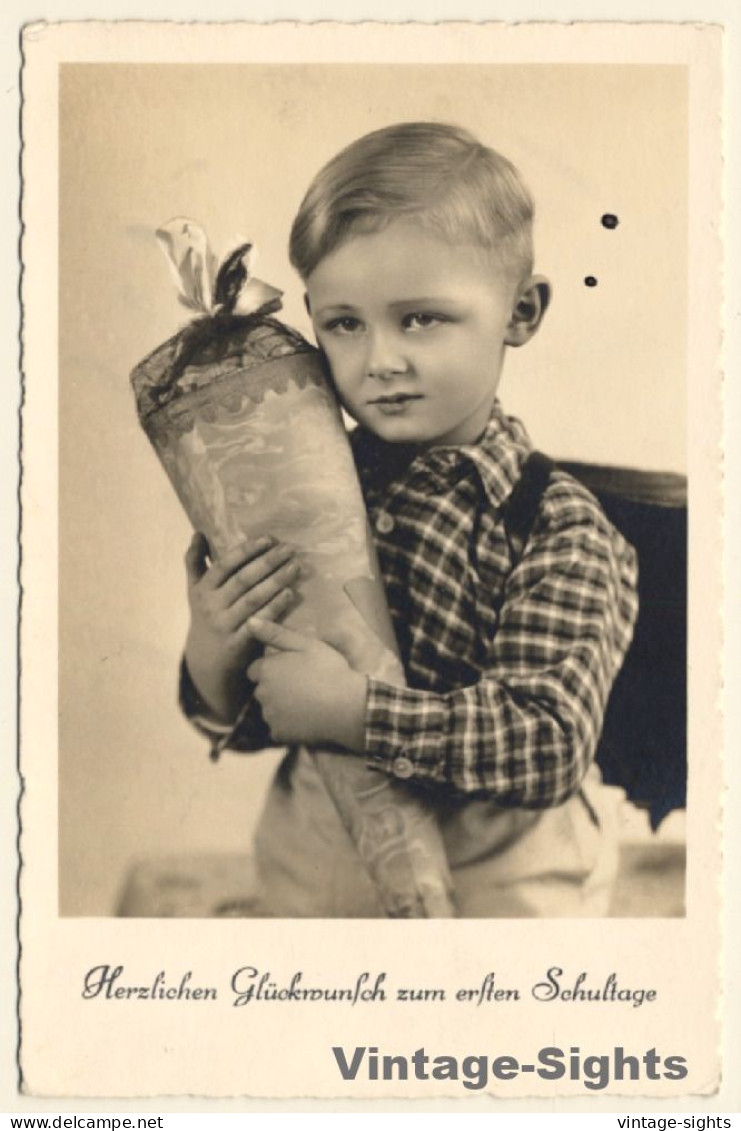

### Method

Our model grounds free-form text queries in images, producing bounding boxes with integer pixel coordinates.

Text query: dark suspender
[502,450,555,559]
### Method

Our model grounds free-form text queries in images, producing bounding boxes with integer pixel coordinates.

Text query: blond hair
[289,122,535,284]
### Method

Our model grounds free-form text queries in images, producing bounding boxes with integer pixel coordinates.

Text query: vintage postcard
[17,18,728,1104]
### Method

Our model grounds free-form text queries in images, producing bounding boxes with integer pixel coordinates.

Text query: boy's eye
[403,312,444,331]
[324,316,363,335]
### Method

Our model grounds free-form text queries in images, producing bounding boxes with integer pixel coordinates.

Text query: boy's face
[305,221,537,447]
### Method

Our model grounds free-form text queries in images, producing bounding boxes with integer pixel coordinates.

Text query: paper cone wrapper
[131,314,455,917]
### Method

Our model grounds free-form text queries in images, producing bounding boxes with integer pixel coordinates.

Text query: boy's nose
[366,330,407,378]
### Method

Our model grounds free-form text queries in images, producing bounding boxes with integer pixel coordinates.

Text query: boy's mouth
[369,392,424,416]
[369,392,423,405]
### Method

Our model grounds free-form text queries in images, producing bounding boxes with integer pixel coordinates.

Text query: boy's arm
[179,531,301,759]
[245,503,639,806]
[361,513,638,806]
[179,656,273,759]
[181,627,367,759]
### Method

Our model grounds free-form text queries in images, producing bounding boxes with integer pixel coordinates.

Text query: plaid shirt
[182,402,638,808]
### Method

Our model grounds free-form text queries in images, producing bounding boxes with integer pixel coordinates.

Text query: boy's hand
[246,618,367,754]
[184,532,301,722]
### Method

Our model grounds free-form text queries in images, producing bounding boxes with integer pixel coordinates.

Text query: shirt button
[375,511,395,535]
[392,756,414,779]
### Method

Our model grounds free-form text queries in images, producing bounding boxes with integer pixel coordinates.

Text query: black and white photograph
[16,18,727,1103]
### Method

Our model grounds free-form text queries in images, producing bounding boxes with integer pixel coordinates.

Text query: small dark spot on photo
[601,213,619,229]
[584,276,598,287]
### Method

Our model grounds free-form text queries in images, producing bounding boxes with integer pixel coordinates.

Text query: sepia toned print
[63,68,682,924]
[19,20,722,1100]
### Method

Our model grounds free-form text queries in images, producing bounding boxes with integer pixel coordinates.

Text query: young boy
[181,122,638,918]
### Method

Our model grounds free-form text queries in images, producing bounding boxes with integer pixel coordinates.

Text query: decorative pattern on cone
[130,310,456,917]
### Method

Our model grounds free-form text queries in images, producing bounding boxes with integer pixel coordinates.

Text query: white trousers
[252,749,620,918]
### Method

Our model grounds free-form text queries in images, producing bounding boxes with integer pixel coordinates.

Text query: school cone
[130,221,455,918]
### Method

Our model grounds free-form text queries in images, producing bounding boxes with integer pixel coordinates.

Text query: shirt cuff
[178,659,254,761]
[364,676,449,785]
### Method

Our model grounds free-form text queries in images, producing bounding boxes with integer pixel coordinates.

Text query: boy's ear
[504,276,551,347]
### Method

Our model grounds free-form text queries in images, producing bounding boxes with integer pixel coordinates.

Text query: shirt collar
[451,400,533,509]
[352,400,532,510]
